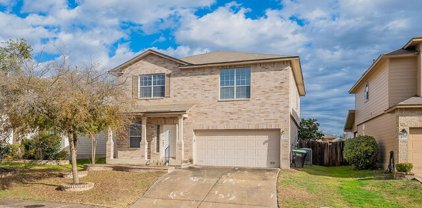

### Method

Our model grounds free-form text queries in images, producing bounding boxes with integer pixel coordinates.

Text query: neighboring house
[1,123,106,159]
[344,36,422,174]
[321,134,337,142]
[105,49,305,169]
[60,134,107,159]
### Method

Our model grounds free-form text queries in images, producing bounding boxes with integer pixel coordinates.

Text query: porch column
[141,117,148,160]
[176,115,185,163]
[106,127,114,160]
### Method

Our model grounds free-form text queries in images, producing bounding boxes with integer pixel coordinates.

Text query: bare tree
[0,39,129,184]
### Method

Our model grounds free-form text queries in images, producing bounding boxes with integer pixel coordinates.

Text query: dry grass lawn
[0,163,164,207]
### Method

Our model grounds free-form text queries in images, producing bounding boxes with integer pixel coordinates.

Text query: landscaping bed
[278,165,422,208]
[0,161,164,207]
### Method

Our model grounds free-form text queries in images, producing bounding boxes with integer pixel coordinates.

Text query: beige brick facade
[397,109,422,163]
[107,52,302,169]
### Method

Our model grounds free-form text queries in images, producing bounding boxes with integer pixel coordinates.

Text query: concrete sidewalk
[131,167,279,208]
[0,199,102,208]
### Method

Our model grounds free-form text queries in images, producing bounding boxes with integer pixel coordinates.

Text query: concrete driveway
[131,167,279,208]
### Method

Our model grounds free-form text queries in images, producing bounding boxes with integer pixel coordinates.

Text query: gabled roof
[344,110,355,132]
[109,49,191,74]
[181,51,294,65]
[349,38,419,93]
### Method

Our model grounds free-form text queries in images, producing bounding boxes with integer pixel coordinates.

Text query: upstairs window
[129,121,142,148]
[220,68,251,100]
[364,83,369,100]
[140,74,165,98]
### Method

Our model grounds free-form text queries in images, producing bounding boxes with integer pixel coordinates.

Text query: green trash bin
[292,149,308,168]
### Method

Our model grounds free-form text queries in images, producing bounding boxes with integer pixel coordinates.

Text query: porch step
[107,158,146,165]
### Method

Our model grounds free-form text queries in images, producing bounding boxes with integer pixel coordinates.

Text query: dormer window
[364,83,369,100]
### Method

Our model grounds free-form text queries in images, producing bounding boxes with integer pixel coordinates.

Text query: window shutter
[165,73,170,97]
[132,75,139,99]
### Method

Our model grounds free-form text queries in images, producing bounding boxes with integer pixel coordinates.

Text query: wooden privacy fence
[298,140,347,166]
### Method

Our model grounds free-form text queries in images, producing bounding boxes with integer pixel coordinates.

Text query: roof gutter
[178,56,299,69]
[385,104,422,113]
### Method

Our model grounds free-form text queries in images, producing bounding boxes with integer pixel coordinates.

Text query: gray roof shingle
[181,51,293,65]
[398,97,422,106]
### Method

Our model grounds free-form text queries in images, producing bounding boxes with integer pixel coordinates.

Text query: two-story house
[104,49,305,169]
[345,36,422,174]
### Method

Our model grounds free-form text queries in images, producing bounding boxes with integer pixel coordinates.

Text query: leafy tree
[80,69,128,164]
[0,39,34,144]
[298,118,324,141]
[0,38,32,74]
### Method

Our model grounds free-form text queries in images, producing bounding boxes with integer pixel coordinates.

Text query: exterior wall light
[399,129,408,140]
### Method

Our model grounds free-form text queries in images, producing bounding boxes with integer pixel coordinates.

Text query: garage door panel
[195,130,280,168]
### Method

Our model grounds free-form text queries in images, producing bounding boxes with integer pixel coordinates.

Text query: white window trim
[139,73,165,98]
[219,68,251,100]
[364,83,369,101]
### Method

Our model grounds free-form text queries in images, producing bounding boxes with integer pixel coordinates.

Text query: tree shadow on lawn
[295,165,394,180]
[0,167,63,190]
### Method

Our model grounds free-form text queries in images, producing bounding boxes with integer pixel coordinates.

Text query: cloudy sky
[1,0,421,135]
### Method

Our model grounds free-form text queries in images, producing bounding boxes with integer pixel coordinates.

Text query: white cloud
[0,0,215,69]
[22,0,68,14]
[1,0,421,134]
[176,4,307,54]
[171,0,422,134]
[155,45,210,58]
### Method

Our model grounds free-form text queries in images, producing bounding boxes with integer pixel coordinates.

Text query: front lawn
[0,161,165,207]
[278,165,422,208]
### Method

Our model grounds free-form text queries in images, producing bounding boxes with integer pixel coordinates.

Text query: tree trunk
[90,133,97,165]
[68,132,79,184]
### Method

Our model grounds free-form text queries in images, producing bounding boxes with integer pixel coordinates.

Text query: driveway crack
[196,168,233,208]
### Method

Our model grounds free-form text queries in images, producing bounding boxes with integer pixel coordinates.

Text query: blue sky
[1,0,422,135]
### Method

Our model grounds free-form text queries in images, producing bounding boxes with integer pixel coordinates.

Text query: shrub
[32,133,62,160]
[2,144,23,160]
[21,138,36,159]
[396,163,413,173]
[21,133,63,160]
[344,135,378,170]
[0,143,8,160]
[55,150,68,160]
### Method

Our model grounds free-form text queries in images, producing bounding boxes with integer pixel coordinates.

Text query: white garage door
[195,130,280,168]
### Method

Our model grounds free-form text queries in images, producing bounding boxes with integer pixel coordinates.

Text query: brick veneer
[112,53,295,168]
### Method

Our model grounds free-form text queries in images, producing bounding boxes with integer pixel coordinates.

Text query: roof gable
[349,48,418,94]
[109,49,191,74]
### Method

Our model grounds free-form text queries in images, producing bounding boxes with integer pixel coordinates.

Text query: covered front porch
[105,104,192,166]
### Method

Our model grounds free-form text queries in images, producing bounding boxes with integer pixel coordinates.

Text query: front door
[161,125,176,164]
